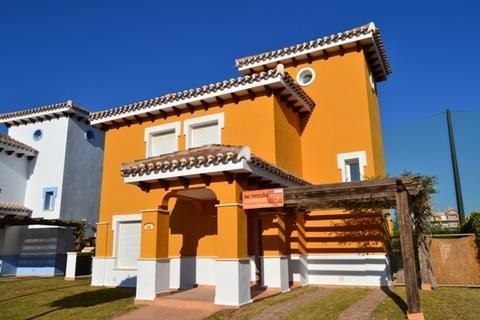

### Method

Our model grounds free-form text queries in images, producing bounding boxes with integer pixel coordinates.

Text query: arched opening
[161,188,218,290]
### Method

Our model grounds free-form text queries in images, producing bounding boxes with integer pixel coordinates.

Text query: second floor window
[42,187,57,211]
[144,122,180,157]
[184,113,224,149]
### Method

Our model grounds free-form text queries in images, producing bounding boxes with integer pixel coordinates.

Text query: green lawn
[207,287,371,320]
[0,276,138,320]
[207,286,319,320]
[281,287,371,320]
[373,286,480,320]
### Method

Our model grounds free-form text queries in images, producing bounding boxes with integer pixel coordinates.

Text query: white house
[0,100,104,276]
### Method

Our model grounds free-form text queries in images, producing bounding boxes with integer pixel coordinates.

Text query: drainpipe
[446,109,465,224]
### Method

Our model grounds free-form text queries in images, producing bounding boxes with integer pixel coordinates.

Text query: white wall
[9,118,69,219]
[0,152,29,204]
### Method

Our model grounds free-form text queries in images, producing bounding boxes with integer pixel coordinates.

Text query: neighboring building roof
[121,144,311,188]
[0,202,32,215]
[0,133,38,158]
[0,212,85,228]
[0,100,89,127]
[90,65,315,127]
[235,22,391,82]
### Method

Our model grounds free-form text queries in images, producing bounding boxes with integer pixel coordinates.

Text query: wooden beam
[159,110,168,119]
[306,53,313,64]
[186,103,195,113]
[215,97,224,108]
[355,41,362,52]
[146,112,156,122]
[247,89,256,101]
[247,176,262,186]
[291,57,298,67]
[338,45,345,56]
[200,100,209,110]
[280,94,291,102]
[200,174,212,186]
[264,85,273,97]
[138,182,150,193]
[158,179,169,191]
[395,180,423,317]
[223,171,234,184]
[111,120,120,129]
[231,92,239,104]
[178,176,190,188]
[134,115,143,124]
[172,106,181,116]
[123,118,132,127]
[322,49,329,60]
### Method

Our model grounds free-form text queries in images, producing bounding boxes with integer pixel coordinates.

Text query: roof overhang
[121,145,310,190]
[235,22,391,82]
[0,100,90,127]
[0,135,38,159]
[90,66,315,128]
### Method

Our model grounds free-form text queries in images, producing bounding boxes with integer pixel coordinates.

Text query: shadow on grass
[381,286,408,314]
[25,287,135,320]
[0,284,85,303]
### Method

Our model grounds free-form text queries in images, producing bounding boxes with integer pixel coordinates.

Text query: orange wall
[286,50,385,183]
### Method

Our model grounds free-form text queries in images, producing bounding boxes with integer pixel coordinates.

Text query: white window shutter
[117,222,141,269]
[150,130,176,156]
[191,122,219,147]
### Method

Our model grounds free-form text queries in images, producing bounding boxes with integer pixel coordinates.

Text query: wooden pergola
[282,176,424,320]
[0,213,85,228]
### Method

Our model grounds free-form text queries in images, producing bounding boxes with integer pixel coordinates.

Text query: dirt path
[338,289,387,320]
[251,287,333,320]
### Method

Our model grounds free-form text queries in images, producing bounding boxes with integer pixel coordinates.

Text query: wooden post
[396,181,424,320]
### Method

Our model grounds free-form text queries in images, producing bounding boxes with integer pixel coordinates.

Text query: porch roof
[0,202,32,215]
[121,144,311,189]
[0,134,38,158]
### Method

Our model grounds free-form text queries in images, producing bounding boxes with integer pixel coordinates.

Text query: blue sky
[0,1,478,211]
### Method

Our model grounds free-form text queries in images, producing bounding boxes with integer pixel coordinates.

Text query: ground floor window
[116,221,141,269]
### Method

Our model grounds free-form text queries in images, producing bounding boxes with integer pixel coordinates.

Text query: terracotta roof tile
[121,144,311,186]
[0,133,38,155]
[235,22,391,81]
[0,100,89,125]
[0,202,32,214]
[90,67,315,124]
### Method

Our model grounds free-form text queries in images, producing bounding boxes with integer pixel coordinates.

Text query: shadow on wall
[290,210,387,255]
[168,195,218,289]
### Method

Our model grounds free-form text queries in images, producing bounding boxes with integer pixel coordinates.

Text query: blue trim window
[42,187,58,211]
[33,129,43,141]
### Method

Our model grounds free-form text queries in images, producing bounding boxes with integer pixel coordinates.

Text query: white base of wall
[169,257,216,289]
[91,257,137,287]
[261,256,290,292]
[136,259,170,300]
[214,259,251,306]
[289,253,390,286]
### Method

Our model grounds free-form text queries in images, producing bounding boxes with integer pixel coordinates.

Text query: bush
[461,211,480,245]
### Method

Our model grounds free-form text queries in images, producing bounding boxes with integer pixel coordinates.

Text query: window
[33,129,43,141]
[345,159,361,182]
[184,113,224,149]
[144,122,180,157]
[337,151,367,182]
[296,67,316,86]
[116,221,141,269]
[42,187,57,211]
[85,129,95,142]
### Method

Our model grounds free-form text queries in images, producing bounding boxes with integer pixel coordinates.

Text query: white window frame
[337,151,367,182]
[144,122,181,157]
[296,67,316,87]
[183,113,224,149]
[112,214,142,270]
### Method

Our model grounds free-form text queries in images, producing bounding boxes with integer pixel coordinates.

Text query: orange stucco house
[90,22,391,306]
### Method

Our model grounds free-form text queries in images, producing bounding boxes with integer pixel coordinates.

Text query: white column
[261,256,290,292]
[135,258,170,301]
[214,259,251,306]
[65,252,78,280]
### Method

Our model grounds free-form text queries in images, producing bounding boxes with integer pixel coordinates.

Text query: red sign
[242,188,284,210]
